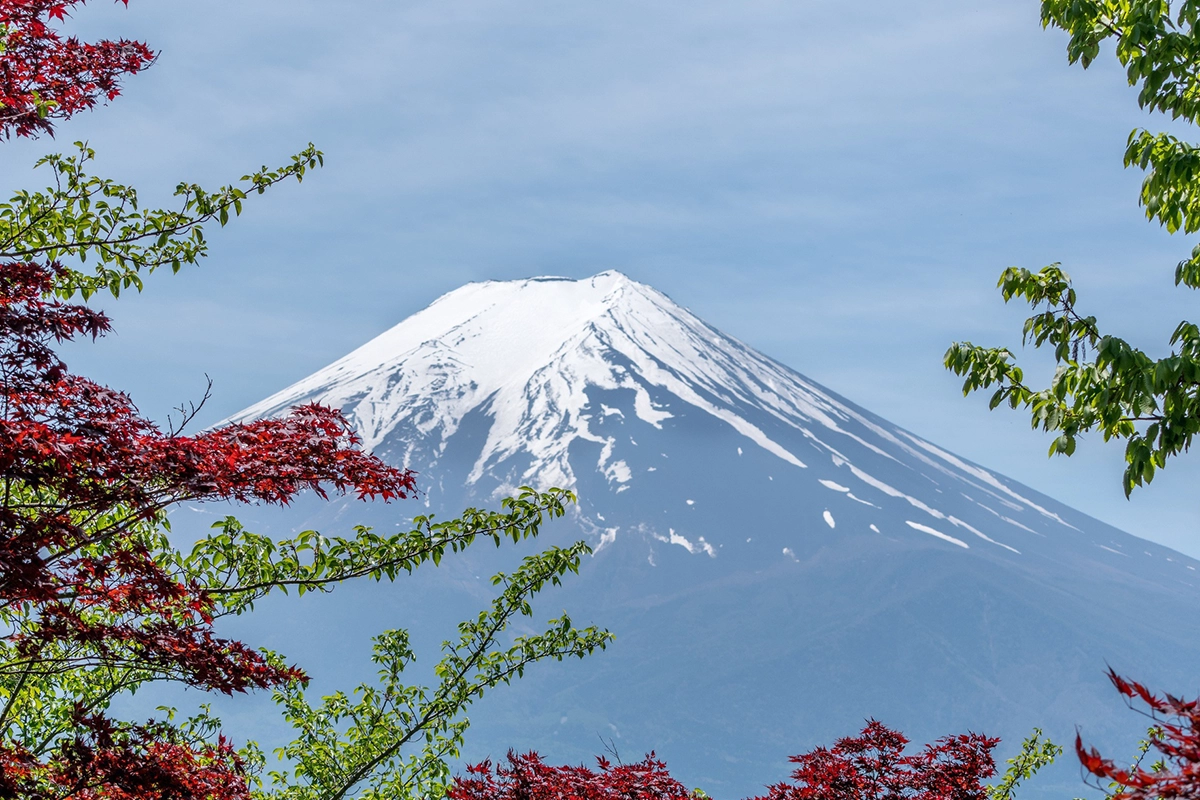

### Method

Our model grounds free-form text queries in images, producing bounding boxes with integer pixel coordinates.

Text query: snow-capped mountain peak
[231,271,1151,569]
[232,271,825,486]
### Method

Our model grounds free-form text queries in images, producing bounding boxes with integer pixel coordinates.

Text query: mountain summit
[236,269,815,486]
[238,271,1138,569]
[230,273,1200,798]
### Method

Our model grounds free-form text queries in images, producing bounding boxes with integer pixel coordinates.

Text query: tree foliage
[0,258,393,795]
[0,0,155,138]
[945,0,1200,495]
[0,260,413,681]
[985,729,1061,800]
[749,721,998,800]
[0,0,324,301]
[1074,671,1200,800]
[448,751,699,800]
[2,141,326,300]
[266,542,607,800]
[448,723,1004,800]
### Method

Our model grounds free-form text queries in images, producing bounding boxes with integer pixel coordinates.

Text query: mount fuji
[223,271,1200,798]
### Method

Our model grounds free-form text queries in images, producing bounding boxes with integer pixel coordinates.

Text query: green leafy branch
[988,728,1063,800]
[1077,725,1166,800]
[261,542,612,800]
[177,487,576,617]
[946,265,1200,495]
[1041,0,1200,286]
[0,141,323,299]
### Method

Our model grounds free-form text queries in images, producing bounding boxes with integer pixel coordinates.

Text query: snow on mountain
[231,271,1099,564]
[225,271,1200,799]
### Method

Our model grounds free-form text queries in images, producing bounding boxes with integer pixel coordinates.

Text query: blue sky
[8,0,1200,556]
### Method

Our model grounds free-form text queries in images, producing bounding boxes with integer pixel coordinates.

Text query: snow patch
[1001,516,1042,536]
[819,479,850,492]
[632,387,672,428]
[823,510,836,529]
[656,528,716,557]
[946,515,1020,554]
[604,459,632,484]
[594,528,618,553]
[905,521,969,549]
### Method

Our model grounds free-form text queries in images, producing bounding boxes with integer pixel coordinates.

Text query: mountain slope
[225,271,1200,797]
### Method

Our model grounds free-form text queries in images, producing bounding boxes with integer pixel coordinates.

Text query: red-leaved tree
[0,715,255,800]
[449,723,999,800]
[1076,670,1200,800]
[0,261,415,797]
[448,751,697,800]
[0,0,155,138]
[750,721,998,800]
